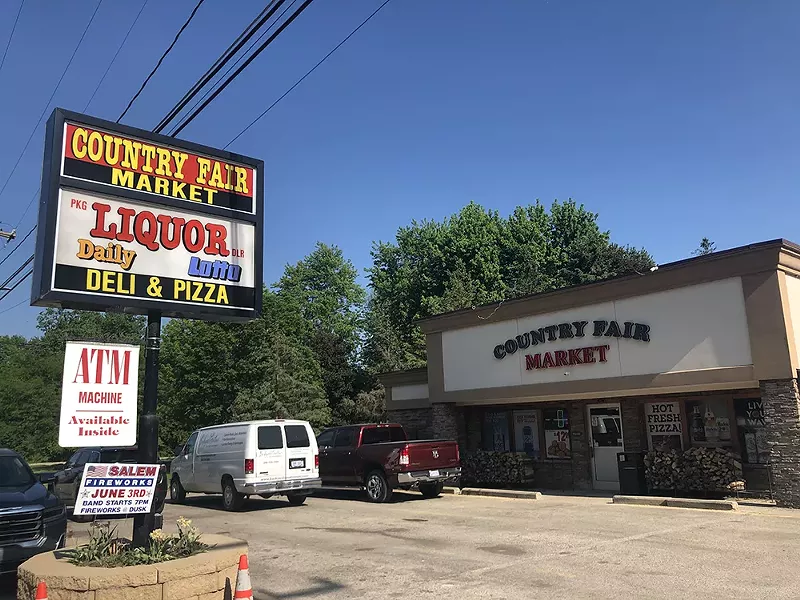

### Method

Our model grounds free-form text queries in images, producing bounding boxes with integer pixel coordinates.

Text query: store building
[380,239,800,507]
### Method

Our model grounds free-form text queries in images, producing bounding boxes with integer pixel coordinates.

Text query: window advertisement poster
[73,463,160,516]
[59,341,139,448]
[544,408,571,458]
[484,411,510,452]
[513,410,540,457]
[645,401,684,451]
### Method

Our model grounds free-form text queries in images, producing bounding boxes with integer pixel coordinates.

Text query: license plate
[429,469,440,477]
[289,458,305,469]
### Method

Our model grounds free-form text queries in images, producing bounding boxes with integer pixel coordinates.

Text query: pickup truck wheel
[222,478,244,511]
[170,476,186,504]
[365,470,392,503]
[419,482,444,498]
[287,494,307,506]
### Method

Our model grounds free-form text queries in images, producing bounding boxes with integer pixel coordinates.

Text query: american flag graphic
[85,465,108,477]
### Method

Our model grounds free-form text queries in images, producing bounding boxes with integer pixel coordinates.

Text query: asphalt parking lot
[6,490,800,599]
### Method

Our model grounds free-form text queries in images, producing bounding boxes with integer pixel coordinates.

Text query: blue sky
[0,0,797,337]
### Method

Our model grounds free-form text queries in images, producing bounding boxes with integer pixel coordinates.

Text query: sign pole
[133,310,162,547]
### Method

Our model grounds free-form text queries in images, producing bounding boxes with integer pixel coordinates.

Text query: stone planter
[17,534,247,600]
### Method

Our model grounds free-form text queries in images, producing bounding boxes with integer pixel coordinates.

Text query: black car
[52,447,167,521]
[0,448,67,574]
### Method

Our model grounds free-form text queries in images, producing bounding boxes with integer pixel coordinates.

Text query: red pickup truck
[317,424,461,503]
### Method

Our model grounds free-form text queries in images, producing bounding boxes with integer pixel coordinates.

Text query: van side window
[285,425,310,448]
[185,432,198,456]
[334,428,355,448]
[258,426,283,450]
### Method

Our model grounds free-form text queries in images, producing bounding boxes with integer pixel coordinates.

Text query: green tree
[365,200,654,371]
[692,237,716,256]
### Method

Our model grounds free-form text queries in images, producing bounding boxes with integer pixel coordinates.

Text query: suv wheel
[170,476,186,504]
[365,470,392,503]
[222,478,244,511]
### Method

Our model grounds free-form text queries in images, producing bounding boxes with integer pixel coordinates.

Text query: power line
[225,0,391,149]
[0,293,30,316]
[0,226,34,267]
[167,0,299,137]
[154,0,285,134]
[170,0,316,137]
[117,0,206,123]
[0,0,104,207]
[14,187,40,231]
[0,269,32,308]
[0,254,33,291]
[0,0,24,75]
[85,0,149,112]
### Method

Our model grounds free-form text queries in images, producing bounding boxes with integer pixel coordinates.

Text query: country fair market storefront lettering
[493,319,651,371]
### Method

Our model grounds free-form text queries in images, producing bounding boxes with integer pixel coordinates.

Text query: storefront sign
[513,410,540,457]
[73,463,159,516]
[524,344,610,370]
[493,319,650,360]
[545,429,570,458]
[645,401,683,451]
[59,342,139,448]
[31,109,264,321]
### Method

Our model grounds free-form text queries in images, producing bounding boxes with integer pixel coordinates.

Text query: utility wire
[117,0,206,123]
[0,269,32,307]
[0,292,31,316]
[0,226,34,266]
[170,0,316,137]
[0,254,33,291]
[0,0,24,75]
[167,0,299,137]
[225,0,391,148]
[85,0,149,112]
[14,187,40,231]
[154,0,284,133]
[0,0,104,206]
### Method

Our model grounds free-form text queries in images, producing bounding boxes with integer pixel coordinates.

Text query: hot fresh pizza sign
[32,109,263,321]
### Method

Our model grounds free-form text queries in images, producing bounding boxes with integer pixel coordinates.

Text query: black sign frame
[31,108,264,322]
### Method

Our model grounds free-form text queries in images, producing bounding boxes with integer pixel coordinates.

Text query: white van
[170,419,321,511]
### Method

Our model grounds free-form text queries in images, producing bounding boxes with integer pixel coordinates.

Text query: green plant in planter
[68,517,209,567]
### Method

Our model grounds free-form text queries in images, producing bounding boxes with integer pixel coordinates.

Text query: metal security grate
[0,509,42,545]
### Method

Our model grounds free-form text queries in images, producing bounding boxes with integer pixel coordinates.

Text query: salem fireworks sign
[31,109,264,320]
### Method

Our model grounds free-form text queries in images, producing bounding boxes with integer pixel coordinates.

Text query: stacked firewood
[460,450,532,486]
[644,447,745,493]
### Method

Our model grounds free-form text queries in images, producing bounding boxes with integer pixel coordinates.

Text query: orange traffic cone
[234,554,253,600]
[35,582,48,600]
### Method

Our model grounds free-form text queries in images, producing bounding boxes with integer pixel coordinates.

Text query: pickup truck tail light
[244,459,254,475]
[399,445,410,466]
[314,454,319,469]
[456,444,460,463]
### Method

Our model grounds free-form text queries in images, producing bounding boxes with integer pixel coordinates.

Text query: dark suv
[0,449,67,574]
[53,447,167,520]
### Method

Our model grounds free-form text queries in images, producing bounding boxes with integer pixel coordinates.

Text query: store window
[735,398,769,464]
[686,398,733,446]
[543,408,570,459]
[512,410,540,457]
[483,411,510,452]
[645,401,684,451]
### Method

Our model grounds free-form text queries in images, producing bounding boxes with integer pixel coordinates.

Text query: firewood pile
[460,450,533,486]
[644,447,745,493]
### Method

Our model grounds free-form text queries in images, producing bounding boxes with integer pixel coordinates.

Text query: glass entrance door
[587,404,624,490]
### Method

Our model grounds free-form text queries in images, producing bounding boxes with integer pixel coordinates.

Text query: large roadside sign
[73,463,160,517]
[59,341,140,447]
[31,108,264,321]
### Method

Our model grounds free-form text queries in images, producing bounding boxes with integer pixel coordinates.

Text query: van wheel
[287,494,307,506]
[419,482,443,498]
[170,477,186,504]
[365,470,392,503]
[222,478,244,511]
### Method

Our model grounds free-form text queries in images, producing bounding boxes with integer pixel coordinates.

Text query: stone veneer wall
[431,403,466,449]
[760,378,800,508]
[386,407,433,439]
[17,534,246,600]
